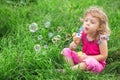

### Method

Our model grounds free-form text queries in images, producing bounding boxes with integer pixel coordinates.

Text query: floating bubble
[79,17,84,22]
[44,21,51,28]
[57,26,62,32]
[66,34,71,40]
[48,32,53,38]
[34,44,40,52]
[52,38,57,43]
[29,22,38,32]
[20,0,26,4]
[6,0,13,4]
[52,35,61,43]
[42,51,46,55]
[44,44,48,49]
[55,35,61,40]
[38,35,43,40]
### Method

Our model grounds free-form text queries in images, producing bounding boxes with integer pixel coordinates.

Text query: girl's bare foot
[56,69,65,73]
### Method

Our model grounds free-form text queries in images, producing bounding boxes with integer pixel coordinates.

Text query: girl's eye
[91,20,95,24]
[85,19,88,22]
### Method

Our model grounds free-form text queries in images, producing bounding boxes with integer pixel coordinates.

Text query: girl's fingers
[72,32,76,37]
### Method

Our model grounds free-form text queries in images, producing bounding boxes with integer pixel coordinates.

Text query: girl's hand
[72,32,83,45]
[72,33,81,45]
[72,32,77,37]
[79,53,87,61]
[69,42,77,50]
[73,37,80,45]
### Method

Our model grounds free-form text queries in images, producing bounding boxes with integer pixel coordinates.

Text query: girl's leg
[61,49,74,66]
[63,56,74,66]
[61,48,80,66]
[71,62,87,70]
[56,49,74,73]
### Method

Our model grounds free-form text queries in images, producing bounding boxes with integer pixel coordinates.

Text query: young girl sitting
[61,6,111,73]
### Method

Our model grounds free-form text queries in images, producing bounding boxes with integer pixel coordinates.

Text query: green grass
[0,0,120,80]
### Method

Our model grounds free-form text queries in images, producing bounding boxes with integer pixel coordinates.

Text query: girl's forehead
[85,14,99,21]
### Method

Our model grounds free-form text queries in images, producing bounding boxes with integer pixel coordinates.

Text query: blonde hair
[84,6,111,35]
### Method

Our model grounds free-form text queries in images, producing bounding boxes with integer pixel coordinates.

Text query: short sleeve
[98,35,109,44]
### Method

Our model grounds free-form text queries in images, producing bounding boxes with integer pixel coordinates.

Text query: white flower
[29,22,38,32]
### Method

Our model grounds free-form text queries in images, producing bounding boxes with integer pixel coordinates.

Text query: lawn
[0,0,120,80]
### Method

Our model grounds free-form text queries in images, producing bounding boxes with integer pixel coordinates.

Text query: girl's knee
[63,56,74,66]
[72,62,87,70]
[80,62,87,70]
[61,48,71,55]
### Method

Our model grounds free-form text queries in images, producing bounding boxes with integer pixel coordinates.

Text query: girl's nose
[86,21,90,26]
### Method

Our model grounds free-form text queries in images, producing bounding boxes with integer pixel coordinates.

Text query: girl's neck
[87,32,98,41]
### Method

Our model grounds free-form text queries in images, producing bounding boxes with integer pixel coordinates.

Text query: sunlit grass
[0,0,120,79]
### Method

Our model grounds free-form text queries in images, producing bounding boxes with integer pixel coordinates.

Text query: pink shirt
[81,31,106,67]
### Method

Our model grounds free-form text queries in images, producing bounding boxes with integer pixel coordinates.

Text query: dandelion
[29,22,38,32]
[57,26,62,32]
[48,32,53,38]
[66,34,71,40]
[34,44,40,52]
[38,35,43,40]
[44,21,51,28]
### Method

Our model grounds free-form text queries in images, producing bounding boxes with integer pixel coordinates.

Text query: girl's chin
[84,30,88,34]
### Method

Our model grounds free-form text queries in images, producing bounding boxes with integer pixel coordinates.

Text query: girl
[61,6,111,73]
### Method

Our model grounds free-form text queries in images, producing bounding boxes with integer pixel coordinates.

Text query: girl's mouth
[84,27,89,31]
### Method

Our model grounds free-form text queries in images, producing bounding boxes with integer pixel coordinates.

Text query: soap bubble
[57,26,62,32]
[48,32,53,38]
[42,51,46,55]
[52,35,61,43]
[52,38,58,43]
[66,34,71,40]
[20,0,26,4]
[55,35,61,40]
[79,17,84,22]
[38,35,43,40]
[34,44,40,52]
[44,21,51,28]
[6,0,13,4]
[44,44,48,49]
[29,22,38,32]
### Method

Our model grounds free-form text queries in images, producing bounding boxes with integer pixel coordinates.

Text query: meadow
[0,0,120,80]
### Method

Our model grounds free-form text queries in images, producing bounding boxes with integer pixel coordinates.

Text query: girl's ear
[97,26,103,31]
[96,26,103,34]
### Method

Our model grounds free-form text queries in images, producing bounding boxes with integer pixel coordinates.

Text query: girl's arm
[88,39,108,61]
[80,39,108,61]
[69,33,81,50]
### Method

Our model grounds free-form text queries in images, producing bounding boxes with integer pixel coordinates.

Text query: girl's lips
[84,27,89,31]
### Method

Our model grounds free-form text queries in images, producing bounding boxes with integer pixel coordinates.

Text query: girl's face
[82,14,100,35]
